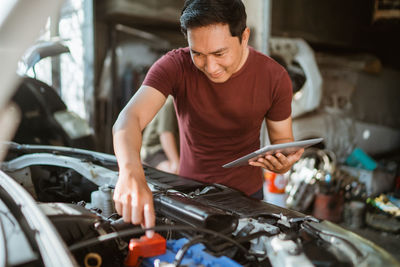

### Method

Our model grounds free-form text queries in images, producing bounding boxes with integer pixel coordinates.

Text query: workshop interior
[1,0,400,266]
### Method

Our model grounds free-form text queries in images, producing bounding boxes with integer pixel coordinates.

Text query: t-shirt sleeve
[265,69,293,121]
[142,51,180,97]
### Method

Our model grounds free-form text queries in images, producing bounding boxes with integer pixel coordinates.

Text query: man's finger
[249,161,263,168]
[143,203,155,238]
[131,198,143,225]
[264,154,278,164]
[295,148,304,158]
[288,148,304,162]
[114,202,122,215]
[275,153,289,166]
[262,155,282,169]
[263,161,275,171]
[122,195,132,223]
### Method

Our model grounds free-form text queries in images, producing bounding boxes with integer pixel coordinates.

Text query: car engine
[0,143,398,267]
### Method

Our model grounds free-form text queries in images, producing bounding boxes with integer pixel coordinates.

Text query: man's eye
[215,53,224,57]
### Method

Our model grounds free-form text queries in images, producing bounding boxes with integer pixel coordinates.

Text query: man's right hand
[113,169,155,238]
[112,86,167,238]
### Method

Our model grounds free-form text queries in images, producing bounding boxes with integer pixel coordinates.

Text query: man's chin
[207,74,229,83]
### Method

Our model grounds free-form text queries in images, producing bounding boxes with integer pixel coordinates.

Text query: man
[112,0,303,236]
[141,96,180,174]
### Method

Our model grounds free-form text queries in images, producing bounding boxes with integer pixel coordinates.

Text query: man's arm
[112,85,166,236]
[249,116,303,173]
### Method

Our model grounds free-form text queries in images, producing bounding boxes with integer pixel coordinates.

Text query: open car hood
[0,143,399,266]
[21,40,70,72]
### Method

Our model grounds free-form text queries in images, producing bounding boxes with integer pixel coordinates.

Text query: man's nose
[205,56,218,74]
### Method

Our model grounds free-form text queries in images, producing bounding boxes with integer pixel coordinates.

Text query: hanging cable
[173,235,205,266]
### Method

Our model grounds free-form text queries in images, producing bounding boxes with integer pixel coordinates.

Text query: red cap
[124,233,166,267]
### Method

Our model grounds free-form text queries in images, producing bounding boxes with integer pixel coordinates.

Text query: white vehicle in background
[269,37,323,119]
[269,37,400,161]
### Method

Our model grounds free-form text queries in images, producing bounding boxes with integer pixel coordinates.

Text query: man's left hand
[249,148,304,174]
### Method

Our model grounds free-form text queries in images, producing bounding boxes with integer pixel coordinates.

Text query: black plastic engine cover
[153,193,238,233]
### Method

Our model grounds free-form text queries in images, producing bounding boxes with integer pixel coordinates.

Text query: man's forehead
[187,23,230,35]
[187,24,238,53]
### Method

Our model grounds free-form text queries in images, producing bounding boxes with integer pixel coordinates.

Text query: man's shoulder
[157,47,193,72]
[249,47,286,74]
[165,47,191,61]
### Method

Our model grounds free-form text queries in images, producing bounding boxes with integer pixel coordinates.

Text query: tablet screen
[222,138,323,168]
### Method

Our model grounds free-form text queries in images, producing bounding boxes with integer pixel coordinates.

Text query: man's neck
[235,46,249,74]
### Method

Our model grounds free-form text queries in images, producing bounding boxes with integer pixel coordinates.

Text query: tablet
[222,138,323,168]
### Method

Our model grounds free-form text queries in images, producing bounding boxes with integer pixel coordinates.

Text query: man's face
[187,23,249,83]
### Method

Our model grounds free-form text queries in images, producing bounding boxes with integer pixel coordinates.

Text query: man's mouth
[209,71,223,79]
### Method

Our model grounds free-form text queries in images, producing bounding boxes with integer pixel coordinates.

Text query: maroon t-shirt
[143,47,292,195]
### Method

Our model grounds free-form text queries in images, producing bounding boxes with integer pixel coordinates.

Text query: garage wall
[270,0,400,69]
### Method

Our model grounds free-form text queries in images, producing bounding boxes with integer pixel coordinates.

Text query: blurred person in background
[141,96,180,174]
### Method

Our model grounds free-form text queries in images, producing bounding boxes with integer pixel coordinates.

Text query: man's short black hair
[180,0,247,42]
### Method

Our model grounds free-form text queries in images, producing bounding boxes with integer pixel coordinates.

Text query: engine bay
[0,143,398,267]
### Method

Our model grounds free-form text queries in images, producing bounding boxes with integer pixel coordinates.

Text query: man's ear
[241,27,250,45]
